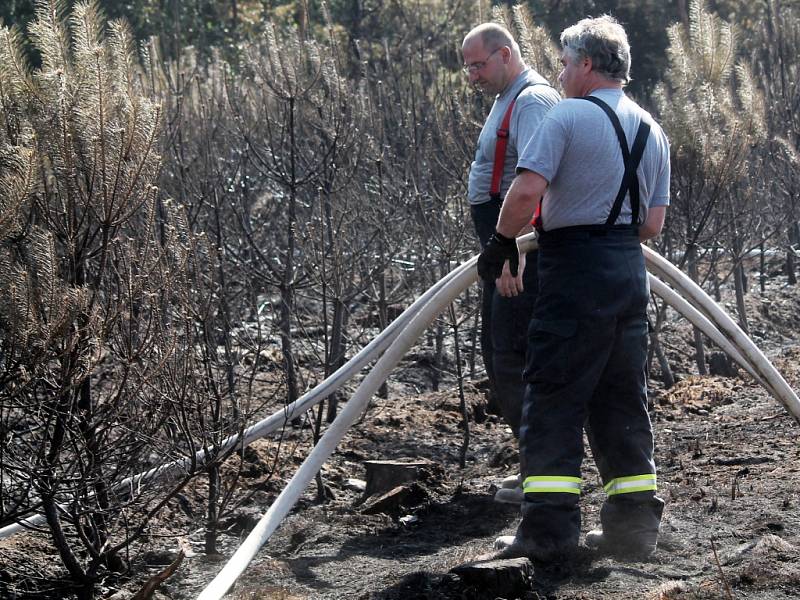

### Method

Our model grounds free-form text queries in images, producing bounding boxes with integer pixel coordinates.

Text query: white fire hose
[646,275,765,388]
[642,245,800,421]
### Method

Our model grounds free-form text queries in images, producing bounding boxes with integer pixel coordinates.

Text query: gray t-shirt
[467,69,560,205]
[517,88,670,231]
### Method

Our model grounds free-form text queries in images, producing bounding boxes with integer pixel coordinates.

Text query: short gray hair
[560,16,630,84]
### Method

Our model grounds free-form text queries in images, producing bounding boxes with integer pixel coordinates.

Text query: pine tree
[654,0,767,370]
[0,2,193,595]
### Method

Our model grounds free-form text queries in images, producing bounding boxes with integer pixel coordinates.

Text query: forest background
[0,0,799,597]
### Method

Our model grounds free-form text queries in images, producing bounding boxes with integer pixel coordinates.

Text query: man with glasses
[462,23,559,504]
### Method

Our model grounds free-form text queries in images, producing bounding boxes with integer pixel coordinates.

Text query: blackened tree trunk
[686,243,708,375]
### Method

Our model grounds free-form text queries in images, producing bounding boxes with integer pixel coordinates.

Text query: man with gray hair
[479,15,670,562]
[462,23,559,503]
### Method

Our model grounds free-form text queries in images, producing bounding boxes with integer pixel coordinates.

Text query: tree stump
[451,557,533,597]
[361,483,428,516]
[363,459,428,497]
[709,352,737,377]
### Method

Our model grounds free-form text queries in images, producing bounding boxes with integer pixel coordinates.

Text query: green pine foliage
[0,2,196,594]
[654,0,766,222]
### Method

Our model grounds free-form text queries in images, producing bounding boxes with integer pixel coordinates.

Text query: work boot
[493,473,523,504]
[493,535,536,559]
[585,529,656,560]
[584,529,604,549]
[493,486,523,504]
[493,534,578,565]
[494,535,517,551]
[501,473,522,489]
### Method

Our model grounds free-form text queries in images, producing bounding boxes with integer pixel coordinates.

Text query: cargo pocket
[524,318,578,387]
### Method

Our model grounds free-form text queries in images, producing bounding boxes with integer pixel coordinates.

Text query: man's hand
[496,251,525,297]
[477,231,518,282]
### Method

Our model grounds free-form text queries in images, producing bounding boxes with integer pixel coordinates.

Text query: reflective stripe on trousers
[523,476,581,495]
[605,474,657,496]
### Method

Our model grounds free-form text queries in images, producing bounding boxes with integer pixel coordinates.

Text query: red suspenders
[489,96,518,201]
[489,84,535,200]
[489,83,544,228]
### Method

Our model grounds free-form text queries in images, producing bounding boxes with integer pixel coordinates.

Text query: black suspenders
[580,96,651,227]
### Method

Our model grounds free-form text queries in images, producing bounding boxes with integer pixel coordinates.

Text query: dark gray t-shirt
[467,69,560,205]
[517,88,670,231]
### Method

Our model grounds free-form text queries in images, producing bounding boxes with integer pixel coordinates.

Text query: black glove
[477,231,518,282]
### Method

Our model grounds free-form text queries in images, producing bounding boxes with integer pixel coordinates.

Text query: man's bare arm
[496,170,549,238]
[639,205,666,241]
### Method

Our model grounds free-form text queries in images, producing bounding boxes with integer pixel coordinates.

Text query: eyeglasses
[462,47,502,74]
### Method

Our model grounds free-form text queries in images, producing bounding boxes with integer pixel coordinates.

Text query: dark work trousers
[470,198,539,436]
[517,227,663,557]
